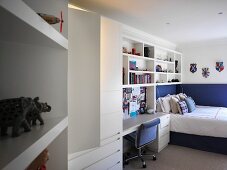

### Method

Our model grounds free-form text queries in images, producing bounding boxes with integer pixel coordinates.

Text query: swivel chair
[124,118,160,168]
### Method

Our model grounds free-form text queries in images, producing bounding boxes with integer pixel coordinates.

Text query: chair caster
[142,164,147,168]
[124,160,129,165]
[152,155,156,161]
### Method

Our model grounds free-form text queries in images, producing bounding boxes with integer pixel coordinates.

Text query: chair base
[124,148,157,168]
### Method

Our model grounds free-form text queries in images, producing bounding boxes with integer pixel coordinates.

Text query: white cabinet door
[68,8,100,153]
[101,17,122,91]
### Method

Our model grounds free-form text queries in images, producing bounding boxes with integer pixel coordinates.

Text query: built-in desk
[123,113,166,136]
[123,113,170,152]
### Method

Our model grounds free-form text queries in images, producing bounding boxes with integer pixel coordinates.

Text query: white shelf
[0,116,68,170]
[0,0,68,49]
[122,83,155,88]
[155,72,168,74]
[129,70,154,74]
[156,82,182,86]
[123,53,155,61]
[155,72,181,75]
[155,59,174,64]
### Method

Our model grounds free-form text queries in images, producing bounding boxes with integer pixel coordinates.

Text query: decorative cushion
[160,96,171,113]
[177,101,189,114]
[184,97,196,112]
[170,96,180,113]
[178,93,187,100]
[156,98,163,112]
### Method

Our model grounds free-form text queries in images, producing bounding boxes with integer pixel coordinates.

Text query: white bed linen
[170,106,227,138]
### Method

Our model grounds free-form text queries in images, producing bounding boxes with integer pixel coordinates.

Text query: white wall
[179,39,227,84]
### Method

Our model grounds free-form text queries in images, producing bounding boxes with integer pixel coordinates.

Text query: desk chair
[124,118,160,168]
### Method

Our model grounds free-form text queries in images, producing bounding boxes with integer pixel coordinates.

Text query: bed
[170,105,227,155]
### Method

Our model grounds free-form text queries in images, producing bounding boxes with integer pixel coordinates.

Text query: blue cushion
[185,97,196,112]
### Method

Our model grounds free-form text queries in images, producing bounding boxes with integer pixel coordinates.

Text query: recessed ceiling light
[166,22,170,25]
[218,12,223,15]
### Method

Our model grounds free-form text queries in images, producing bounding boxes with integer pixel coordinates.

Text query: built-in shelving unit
[122,34,182,119]
[0,116,68,170]
[122,36,182,87]
[0,0,68,169]
[0,0,68,49]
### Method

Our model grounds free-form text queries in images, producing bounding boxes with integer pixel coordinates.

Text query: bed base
[170,131,227,155]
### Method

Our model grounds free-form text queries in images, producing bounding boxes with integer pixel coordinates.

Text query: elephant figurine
[26,97,51,126]
[0,97,51,137]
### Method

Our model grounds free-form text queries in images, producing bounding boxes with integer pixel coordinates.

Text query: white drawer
[101,113,122,140]
[158,133,170,151]
[85,150,121,170]
[101,91,122,115]
[159,125,169,138]
[160,114,170,128]
[109,161,122,170]
[68,138,121,170]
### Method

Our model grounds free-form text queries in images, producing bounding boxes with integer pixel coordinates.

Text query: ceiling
[69,0,227,45]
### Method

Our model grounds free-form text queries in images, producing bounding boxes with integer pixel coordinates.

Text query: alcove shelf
[0,0,68,49]
[0,116,68,170]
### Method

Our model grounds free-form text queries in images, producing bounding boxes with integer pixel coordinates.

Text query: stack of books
[129,73,152,84]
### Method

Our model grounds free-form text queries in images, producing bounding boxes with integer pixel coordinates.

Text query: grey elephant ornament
[0,97,51,137]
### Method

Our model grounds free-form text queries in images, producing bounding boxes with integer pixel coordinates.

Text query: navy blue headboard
[156,85,177,99]
[177,84,227,107]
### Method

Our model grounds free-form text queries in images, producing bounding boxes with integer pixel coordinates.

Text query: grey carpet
[124,145,227,170]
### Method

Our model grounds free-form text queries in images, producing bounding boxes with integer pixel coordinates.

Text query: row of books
[129,73,152,84]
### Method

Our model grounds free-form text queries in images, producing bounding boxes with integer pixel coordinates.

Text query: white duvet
[170,106,227,138]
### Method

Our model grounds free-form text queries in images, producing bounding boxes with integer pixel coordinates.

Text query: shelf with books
[129,72,154,85]
[121,32,182,120]
[129,70,154,74]
[122,83,155,88]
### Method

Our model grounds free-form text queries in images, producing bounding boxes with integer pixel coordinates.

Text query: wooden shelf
[0,116,68,170]
[0,0,68,49]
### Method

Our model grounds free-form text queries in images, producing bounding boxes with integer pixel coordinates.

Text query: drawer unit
[85,150,122,170]
[109,161,121,170]
[160,114,170,128]
[68,137,122,170]
[148,114,170,153]
[158,133,170,151]
[159,125,170,138]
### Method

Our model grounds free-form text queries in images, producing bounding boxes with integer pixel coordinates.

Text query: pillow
[177,101,189,114]
[178,93,187,100]
[156,98,162,112]
[170,96,180,113]
[184,97,196,112]
[160,96,171,113]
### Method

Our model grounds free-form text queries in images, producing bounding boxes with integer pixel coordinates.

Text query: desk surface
[123,113,166,136]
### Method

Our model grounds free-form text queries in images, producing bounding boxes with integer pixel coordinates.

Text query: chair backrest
[135,118,160,148]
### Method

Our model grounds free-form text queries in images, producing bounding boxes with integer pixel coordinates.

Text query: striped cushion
[177,101,188,114]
